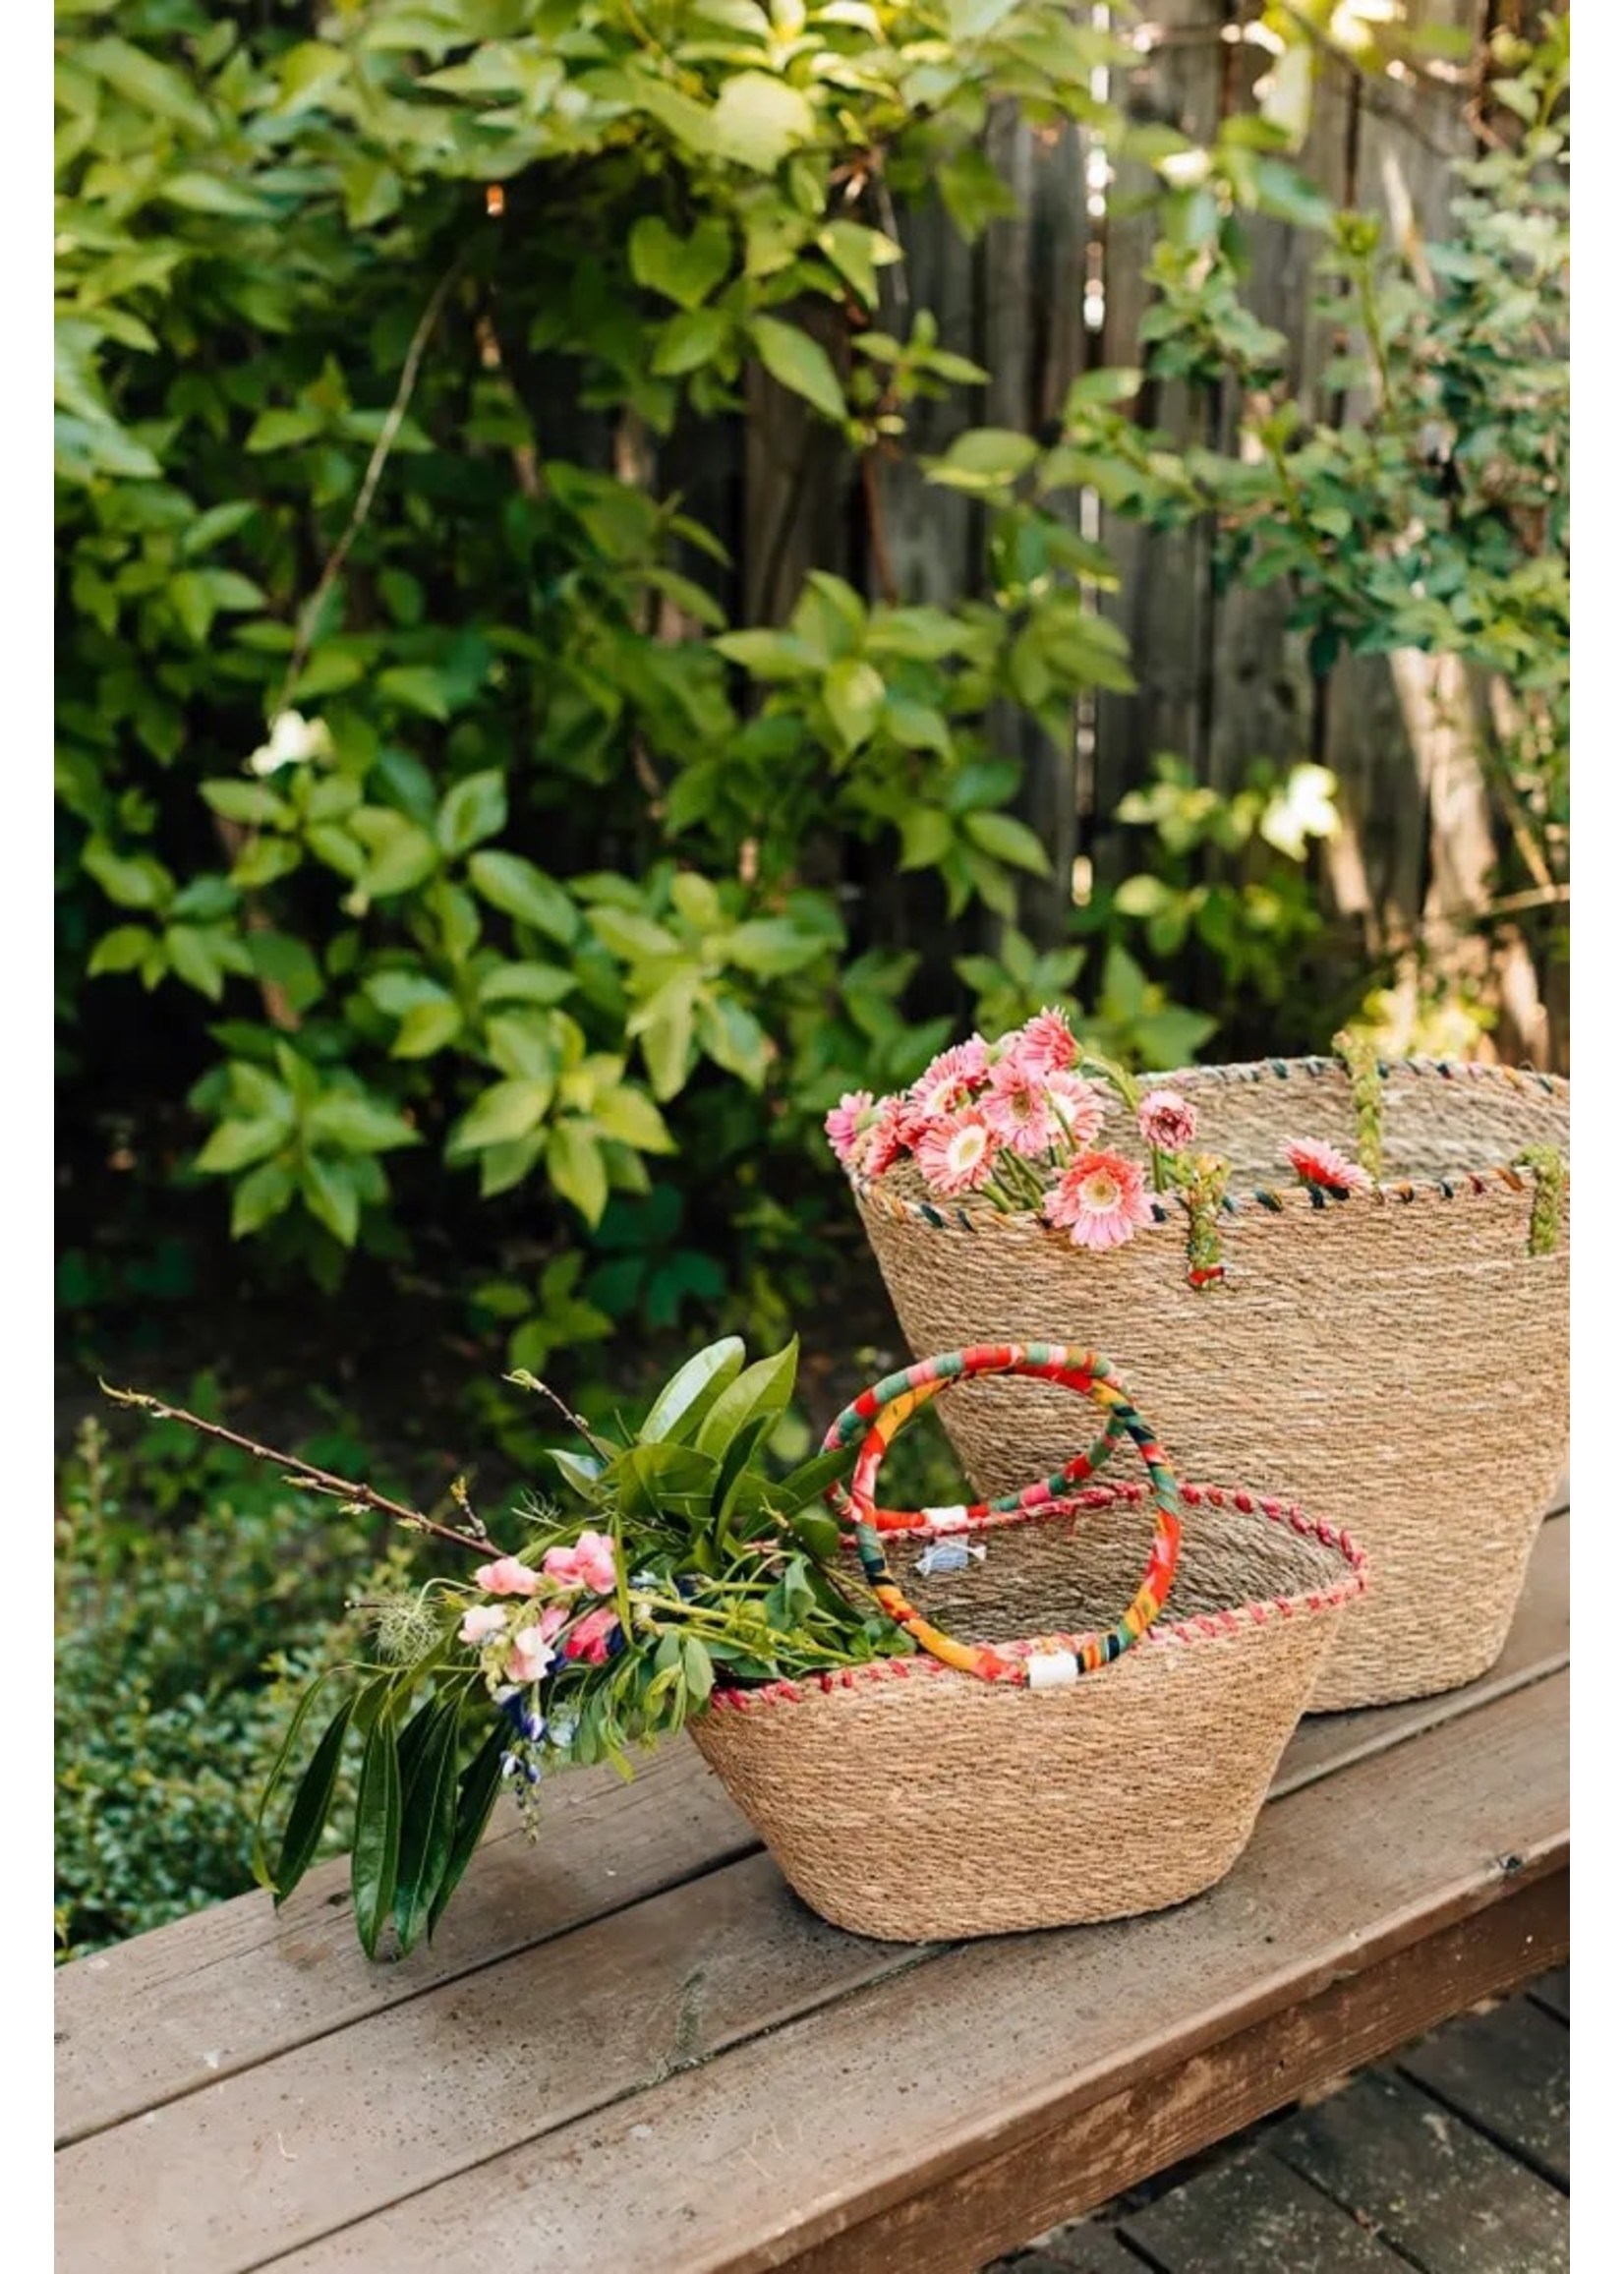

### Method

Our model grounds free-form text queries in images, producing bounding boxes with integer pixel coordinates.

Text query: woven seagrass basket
[847,1056,1568,1713]
[689,1346,1366,1942]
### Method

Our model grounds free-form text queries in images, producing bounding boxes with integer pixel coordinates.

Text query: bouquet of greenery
[104,1338,904,1959]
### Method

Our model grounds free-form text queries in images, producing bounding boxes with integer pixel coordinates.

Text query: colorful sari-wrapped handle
[821,1342,1183,1687]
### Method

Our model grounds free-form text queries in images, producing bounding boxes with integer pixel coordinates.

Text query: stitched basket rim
[705,1483,1368,1714]
[849,1053,1569,1234]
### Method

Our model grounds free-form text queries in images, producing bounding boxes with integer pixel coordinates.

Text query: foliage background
[54,0,1567,1953]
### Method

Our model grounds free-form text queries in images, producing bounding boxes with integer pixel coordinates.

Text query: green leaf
[478,961,576,1008]
[87,925,154,977]
[468,851,578,944]
[751,317,846,424]
[392,1701,462,1954]
[245,407,325,453]
[195,1117,290,1175]
[350,1710,403,1959]
[963,810,1053,876]
[304,1095,421,1153]
[356,825,439,900]
[712,72,817,172]
[823,659,886,752]
[927,427,1039,492]
[548,1121,609,1224]
[725,918,828,976]
[160,174,273,217]
[694,994,769,1087]
[549,1447,607,1499]
[447,1079,552,1154]
[680,1636,714,1707]
[378,666,452,722]
[80,37,216,134]
[251,1668,354,1892]
[301,1154,361,1247]
[776,1439,858,1511]
[272,1697,357,1904]
[637,1337,746,1445]
[948,0,1022,35]
[628,215,732,309]
[651,307,733,378]
[392,999,464,1058]
[164,925,226,1000]
[427,1716,507,1939]
[231,1158,296,1238]
[436,771,508,858]
[696,1338,799,1460]
[591,1087,675,1153]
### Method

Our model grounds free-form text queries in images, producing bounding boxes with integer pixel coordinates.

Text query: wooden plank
[53,1853,934,2274]
[256,1676,1566,2274]
[1397,1994,1570,2188]
[1119,2144,1411,2272]
[55,1511,1567,2147]
[54,1741,759,2146]
[1271,2067,1569,2274]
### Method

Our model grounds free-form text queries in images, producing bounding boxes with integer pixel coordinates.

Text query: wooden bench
[55,1509,1568,2274]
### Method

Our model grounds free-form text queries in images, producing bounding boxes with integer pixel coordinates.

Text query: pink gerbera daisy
[915,1107,1000,1196]
[1042,1149,1156,1251]
[1045,1069,1106,1149]
[1283,1137,1371,1194]
[824,1090,877,1168]
[983,1056,1059,1157]
[1007,1007,1079,1079]
[860,1093,912,1178]
[909,1037,991,1123]
[1137,1088,1198,1154]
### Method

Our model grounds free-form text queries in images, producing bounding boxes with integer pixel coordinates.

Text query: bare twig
[99,1384,498,1557]
[272,252,466,716]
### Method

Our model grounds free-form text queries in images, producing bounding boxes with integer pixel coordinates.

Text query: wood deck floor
[990,1968,1570,2274]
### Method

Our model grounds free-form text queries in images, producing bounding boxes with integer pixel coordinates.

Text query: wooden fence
[704,2,1562,1068]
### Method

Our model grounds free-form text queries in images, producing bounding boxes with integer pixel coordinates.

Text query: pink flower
[459,1603,508,1648]
[506,1624,558,1684]
[542,1529,619,1595]
[914,1107,1000,1195]
[983,1058,1058,1158]
[909,1037,990,1122]
[1046,1069,1106,1148]
[1008,1008,1078,1079]
[824,1090,876,1168]
[1283,1137,1371,1194]
[503,1603,568,1684]
[1043,1150,1156,1251]
[860,1093,911,1178]
[474,1554,542,1599]
[1138,1088,1198,1154]
[563,1605,621,1664]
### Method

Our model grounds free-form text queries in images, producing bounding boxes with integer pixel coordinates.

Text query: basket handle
[820,1343,1183,1688]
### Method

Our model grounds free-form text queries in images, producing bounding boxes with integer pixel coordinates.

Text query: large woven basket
[847,1056,1568,1712]
[689,1345,1366,1942]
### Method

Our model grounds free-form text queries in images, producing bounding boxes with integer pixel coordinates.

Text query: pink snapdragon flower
[1043,1149,1156,1251]
[459,1603,509,1648]
[1046,1069,1106,1149]
[914,1107,1000,1196]
[542,1529,619,1595]
[1137,1088,1198,1154]
[1283,1137,1371,1194]
[563,1605,621,1664]
[983,1057,1058,1158]
[474,1554,542,1599]
[1008,1007,1078,1079]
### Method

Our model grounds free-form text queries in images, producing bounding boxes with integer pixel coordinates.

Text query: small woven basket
[848,1056,1568,1711]
[689,1345,1365,1942]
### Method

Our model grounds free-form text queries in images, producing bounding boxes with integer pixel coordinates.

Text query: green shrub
[54,1409,404,1958]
